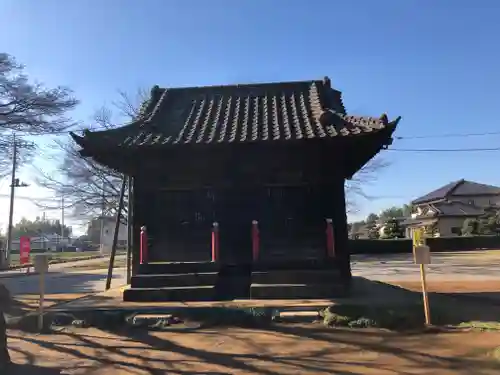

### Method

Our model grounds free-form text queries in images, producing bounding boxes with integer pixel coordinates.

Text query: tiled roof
[71,77,400,148]
[402,201,484,225]
[431,201,485,216]
[401,218,437,226]
[451,180,500,196]
[412,179,500,205]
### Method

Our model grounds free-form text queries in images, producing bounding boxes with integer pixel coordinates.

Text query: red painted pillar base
[140,226,148,264]
[326,218,335,258]
[211,222,220,262]
[252,220,260,262]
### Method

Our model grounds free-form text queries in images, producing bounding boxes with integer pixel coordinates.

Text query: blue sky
[1,0,500,233]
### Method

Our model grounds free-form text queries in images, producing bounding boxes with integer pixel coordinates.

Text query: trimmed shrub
[349,235,500,254]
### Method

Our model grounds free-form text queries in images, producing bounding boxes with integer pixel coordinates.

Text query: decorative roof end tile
[323,76,331,89]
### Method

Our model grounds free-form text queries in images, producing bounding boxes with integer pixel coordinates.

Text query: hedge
[349,235,500,254]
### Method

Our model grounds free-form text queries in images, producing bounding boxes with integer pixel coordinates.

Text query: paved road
[351,251,500,281]
[0,256,127,296]
[0,255,125,277]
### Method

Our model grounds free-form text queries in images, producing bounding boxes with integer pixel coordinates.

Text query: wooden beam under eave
[76,150,135,177]
[343,130,395,179]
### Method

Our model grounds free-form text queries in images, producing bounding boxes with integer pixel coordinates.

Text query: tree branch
[345,156,390,214]
[35,88,147,225]
[0,53,78,173]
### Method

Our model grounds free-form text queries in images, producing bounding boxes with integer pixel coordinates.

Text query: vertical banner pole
[252,220,260,262]
[211,222,219,262]
[140,226,148,264]
[326,218,335,257]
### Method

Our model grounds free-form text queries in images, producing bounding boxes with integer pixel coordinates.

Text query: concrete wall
[100,221,127,254]
[436,217,466,237]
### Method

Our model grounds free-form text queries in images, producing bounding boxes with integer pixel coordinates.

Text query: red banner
[19,236,31,265]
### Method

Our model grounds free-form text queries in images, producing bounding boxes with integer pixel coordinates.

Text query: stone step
[138,261,219,275]
[253,258,340,272]
[138,259,339,275]
[123,285,216,302]
[131,272,219,288]
[251,269,341,285]
[260,247,323,254]
[249,283,348,300]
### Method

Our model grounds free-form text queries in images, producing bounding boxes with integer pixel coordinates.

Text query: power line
[388,146,500,153]
[0,194,58,202]
[395,131,500,140]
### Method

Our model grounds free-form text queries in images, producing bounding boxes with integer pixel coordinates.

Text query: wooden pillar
[131,177,142,276]
[126,176,133,283]
[317,178,351,283]
[331,178,351,282]
[316,143,351,284]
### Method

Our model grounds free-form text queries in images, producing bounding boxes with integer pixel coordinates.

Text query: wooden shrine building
[71,77,400,301]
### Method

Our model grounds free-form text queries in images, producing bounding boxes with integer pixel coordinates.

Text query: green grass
[65,257,127,270]
[319,303,454,330]
[457,321,500,331]
[10,251,102,266]
[319,303,500,332]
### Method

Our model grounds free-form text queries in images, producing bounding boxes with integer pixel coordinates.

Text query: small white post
[34,254,49,332]
[38,272,45,331]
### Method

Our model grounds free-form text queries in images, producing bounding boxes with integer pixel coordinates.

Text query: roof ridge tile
[72,78,399,148]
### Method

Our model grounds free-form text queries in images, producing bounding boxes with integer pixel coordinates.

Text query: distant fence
[349,235,500,255]
[9,245,100,254]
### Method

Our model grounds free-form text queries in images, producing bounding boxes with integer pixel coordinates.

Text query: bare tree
[345,157,389,214]
[35,89,147,224]
[0,53,78,176]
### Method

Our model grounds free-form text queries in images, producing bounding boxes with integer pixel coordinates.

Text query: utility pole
[126,177,133,283]
[3,134,29,269]
[100,181,105,253]
[61,195,65,247]
[2,137,16,270]
[106,176,127,290]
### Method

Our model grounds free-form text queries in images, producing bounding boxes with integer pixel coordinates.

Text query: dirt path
[6,325,500,374]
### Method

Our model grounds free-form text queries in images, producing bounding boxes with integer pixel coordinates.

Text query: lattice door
[259,186,325,260]
[148,189,216,262]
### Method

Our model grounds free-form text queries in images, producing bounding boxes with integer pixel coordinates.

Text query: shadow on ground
[5,277,500,373]
[3,363,63,375]
[3,272,125,323]
[9,323,500,374]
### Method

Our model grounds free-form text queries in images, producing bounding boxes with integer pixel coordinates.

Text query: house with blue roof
[403,179,500,237]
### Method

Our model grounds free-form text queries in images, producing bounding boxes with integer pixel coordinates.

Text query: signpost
[412,228,431,325]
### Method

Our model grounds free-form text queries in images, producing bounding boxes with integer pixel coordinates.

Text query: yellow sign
[412,228,424,247]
